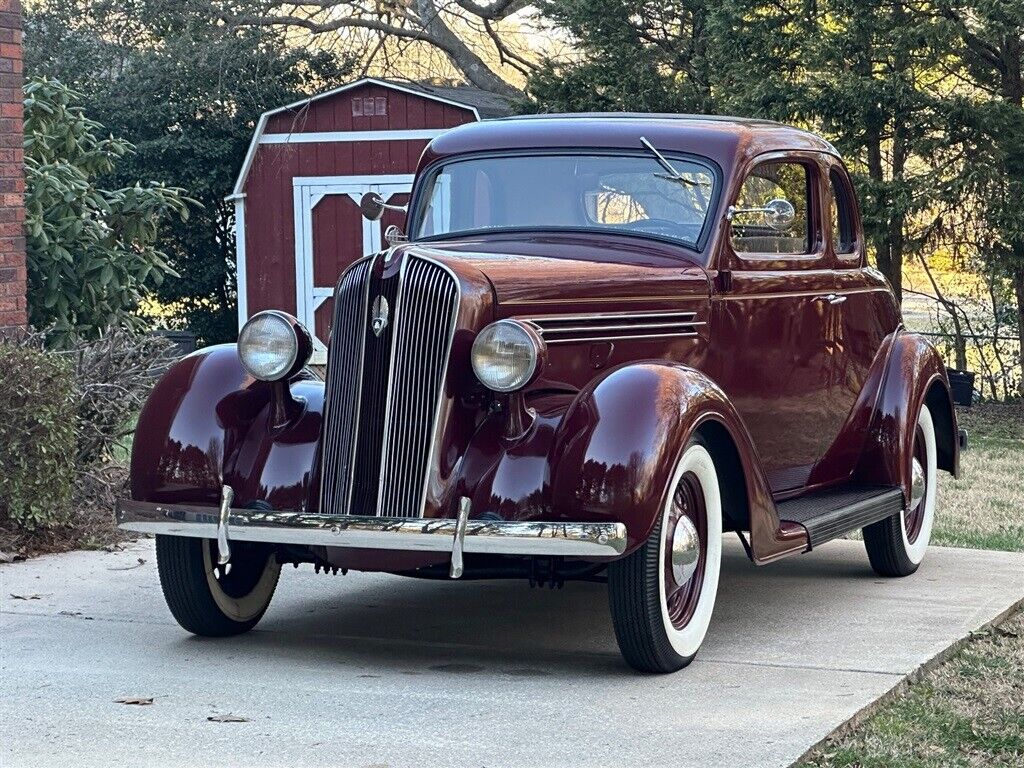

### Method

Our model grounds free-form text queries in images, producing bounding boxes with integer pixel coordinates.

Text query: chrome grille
[319,253,459,519]
[349,268,400,513]
[526,311,704,344]
[377,257,460,518]
[319,257,372,518]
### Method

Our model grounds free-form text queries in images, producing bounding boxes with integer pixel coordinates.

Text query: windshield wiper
[640,136,700,187]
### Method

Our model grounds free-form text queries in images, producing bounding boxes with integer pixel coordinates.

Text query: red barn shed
[230,77,513,361]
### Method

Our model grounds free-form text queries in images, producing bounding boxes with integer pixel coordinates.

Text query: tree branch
[453,0,531,21]
[935,4,1008,75]
[482,18,537,78]
[227,1,525,97]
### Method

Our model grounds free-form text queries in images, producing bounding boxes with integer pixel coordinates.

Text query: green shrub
[24,77,194,346]
[0,341,77,530]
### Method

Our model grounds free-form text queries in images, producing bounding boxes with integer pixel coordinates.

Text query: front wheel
[156,535,281,637]
[863,402,938,577]
[608,440,723,673]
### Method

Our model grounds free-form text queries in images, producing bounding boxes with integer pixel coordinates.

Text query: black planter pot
[152,329,198,357]
[947,367,975,407]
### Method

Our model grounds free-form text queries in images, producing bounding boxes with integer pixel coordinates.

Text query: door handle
[815,293,847,305]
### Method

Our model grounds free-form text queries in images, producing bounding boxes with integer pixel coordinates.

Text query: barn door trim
[293,174,415,363]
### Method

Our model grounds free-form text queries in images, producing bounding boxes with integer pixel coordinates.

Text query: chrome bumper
[114,499,628,559]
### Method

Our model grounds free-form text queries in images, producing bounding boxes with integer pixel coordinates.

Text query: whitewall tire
[608,438,723,673]
[863,403,938,577]
[156,535,281,636]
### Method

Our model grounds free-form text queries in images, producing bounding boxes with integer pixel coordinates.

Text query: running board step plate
[777,485,904,549]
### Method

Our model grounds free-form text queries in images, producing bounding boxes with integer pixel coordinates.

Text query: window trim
[825,160,864,268]
[407,148,724,255]
[726,153,825,269]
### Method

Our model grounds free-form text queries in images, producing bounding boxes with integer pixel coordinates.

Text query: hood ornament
[371,294,389,337]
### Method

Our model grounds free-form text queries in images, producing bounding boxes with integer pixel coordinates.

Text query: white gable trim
[260,128,447,145]
[228,77,479,198]
[232,194,247,331]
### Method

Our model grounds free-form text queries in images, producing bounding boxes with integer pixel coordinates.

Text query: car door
[818,158,903,480]
[709,153,844,493]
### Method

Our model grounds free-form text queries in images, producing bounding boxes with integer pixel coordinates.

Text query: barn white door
[293,174,414,363]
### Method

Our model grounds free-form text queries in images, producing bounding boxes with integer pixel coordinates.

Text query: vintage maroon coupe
[118,115,963,673]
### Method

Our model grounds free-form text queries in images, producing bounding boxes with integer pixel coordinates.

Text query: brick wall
[0,0,23,333]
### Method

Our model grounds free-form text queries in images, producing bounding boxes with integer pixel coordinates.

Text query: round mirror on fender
[359,191,386,221]
[764,198,796,232]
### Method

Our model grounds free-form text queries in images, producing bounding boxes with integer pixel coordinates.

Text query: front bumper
[115,499,628,560]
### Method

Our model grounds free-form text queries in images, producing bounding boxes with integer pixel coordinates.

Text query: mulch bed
[0,465,135,561]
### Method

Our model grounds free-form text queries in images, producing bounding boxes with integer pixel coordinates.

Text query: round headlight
[238,311,303,381]
[471,320,543,393]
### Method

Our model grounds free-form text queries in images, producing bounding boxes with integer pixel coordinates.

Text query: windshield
[410,153,717,248]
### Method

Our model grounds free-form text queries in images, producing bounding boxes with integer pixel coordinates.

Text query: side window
[828,168,856,254]
[730,161,812,255]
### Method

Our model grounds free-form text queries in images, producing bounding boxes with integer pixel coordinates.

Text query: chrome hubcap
[671,515,700,585]
[910,457,925,511]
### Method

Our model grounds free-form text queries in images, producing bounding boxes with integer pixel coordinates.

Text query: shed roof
[379,80,517,119]
[229,77,516,198]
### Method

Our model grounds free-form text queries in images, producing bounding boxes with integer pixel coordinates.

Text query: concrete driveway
[2,537,1022,768]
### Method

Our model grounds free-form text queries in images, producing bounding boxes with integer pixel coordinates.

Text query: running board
[777,485,904,549]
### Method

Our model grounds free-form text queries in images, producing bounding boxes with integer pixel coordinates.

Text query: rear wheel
[863,403,937,577]
[608,440,723,673]
[156,536,281,636]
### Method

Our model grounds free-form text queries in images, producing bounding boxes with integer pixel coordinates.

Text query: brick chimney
[0,0,24,334]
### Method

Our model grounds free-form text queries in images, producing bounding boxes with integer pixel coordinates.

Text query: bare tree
[225,1,534,97]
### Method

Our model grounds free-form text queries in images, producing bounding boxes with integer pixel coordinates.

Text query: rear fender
[129,345,324,511]
[854,330,959,500]
[548,362,806,561]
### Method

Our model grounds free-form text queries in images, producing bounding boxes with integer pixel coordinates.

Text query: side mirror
[727,197,797,232]
[763,198,796,231]
[359,191,386,221]
[359,191,407,222]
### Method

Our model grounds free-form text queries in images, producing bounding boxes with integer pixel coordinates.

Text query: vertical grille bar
[318,257,373,518]
[318,253,460,519]
[348,268,400,513]
[377,257,460,517]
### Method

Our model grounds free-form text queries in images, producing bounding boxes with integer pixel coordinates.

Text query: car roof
[422,113,840,171]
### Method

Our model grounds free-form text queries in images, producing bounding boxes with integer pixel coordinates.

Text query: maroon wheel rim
[663,472,707,631]
[904,425,927,544]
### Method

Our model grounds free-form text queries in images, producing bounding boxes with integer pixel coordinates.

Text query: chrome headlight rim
[238,310,309,382]
[471,319,545,393]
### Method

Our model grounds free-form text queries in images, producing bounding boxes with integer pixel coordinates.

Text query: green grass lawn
[800,611,1024,767]
[932,403,1024,552]
[801,401,1024,768]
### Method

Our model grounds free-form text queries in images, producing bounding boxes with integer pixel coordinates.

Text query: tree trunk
[888,214,904,303]
[888,109,909,304]
[413,0,524,99]
[999,33,1024,395]
[1014,261,1024,396]
[865,133,901,297]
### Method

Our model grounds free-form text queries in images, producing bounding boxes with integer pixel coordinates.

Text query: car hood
[392,232,711,317]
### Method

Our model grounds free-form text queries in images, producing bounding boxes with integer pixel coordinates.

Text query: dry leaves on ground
[207,714,249,723]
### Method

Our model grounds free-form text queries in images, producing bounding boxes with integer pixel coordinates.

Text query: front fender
[854,330,959,499]
[129,344,324,511]
[548,362,794,558]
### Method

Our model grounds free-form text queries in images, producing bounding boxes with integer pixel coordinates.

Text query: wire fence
[918,328,1021,402]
